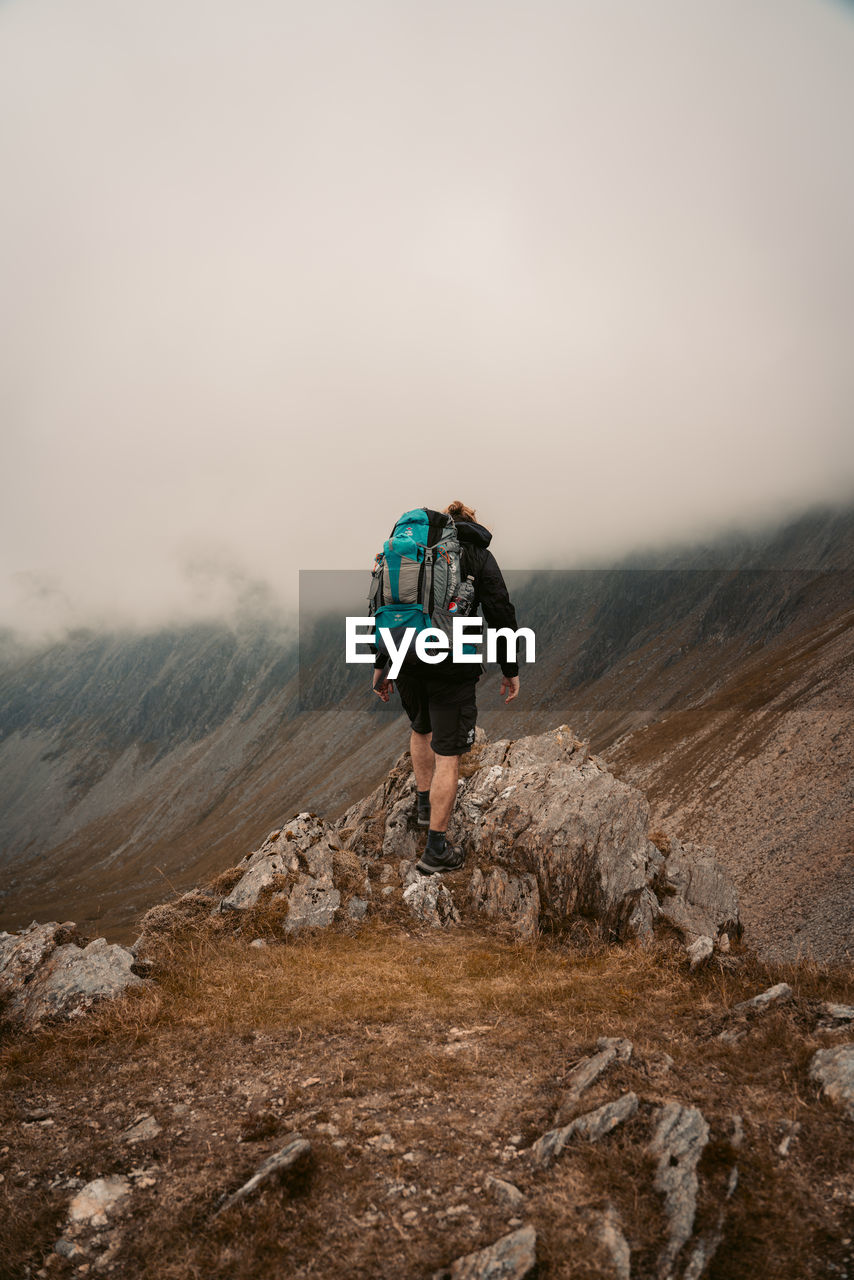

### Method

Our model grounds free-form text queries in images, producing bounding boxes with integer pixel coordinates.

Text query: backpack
[368,507,469,664]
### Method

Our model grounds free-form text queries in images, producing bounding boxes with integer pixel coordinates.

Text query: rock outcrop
[1,726,740,1029]
[335,727,739,947]
[0,920,148,1030]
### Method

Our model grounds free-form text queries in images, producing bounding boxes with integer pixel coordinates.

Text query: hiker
[370,501,521,876]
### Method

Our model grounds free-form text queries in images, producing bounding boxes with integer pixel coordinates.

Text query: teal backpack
[368,507,472,664]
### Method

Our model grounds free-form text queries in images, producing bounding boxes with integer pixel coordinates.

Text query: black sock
[426,829,446,855]
[417,789,430,804]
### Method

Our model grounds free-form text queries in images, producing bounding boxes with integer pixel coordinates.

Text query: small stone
[67,1177,131,1228]
[484,1175,525,1212]
[121,1115,161,1144]
[686,935,714,969]
[249,939,267,948]
[732,983,792,1014]
[367,1132,396,1153]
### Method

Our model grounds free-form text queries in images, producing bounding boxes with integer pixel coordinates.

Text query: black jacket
[373,514,520,679]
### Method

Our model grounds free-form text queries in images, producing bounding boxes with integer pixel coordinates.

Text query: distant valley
[1,502,851,962]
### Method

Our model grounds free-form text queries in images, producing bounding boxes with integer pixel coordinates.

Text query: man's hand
[500,674,520,704]
[372,670,393,702]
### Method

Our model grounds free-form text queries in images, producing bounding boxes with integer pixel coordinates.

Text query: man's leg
[428,753,460,832]
[410,729,434,792]
[416,677,477,875]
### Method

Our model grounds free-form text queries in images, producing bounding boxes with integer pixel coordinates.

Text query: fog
[2,0,853,637]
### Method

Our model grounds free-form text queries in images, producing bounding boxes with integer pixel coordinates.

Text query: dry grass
[1,922,853,1279]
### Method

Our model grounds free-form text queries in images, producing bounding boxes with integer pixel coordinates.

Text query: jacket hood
[454,519,492,549]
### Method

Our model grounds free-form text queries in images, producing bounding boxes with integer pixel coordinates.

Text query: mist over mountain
[0,500,851,962]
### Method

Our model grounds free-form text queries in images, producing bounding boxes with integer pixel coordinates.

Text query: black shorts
[394,669,479,757]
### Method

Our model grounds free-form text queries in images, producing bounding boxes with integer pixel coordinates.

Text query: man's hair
[444,500,477,523]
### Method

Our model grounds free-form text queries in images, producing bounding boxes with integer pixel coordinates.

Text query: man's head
[444,500,477,523]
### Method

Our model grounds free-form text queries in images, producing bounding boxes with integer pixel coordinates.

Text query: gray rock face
[810,1044,854,1121]
[648,1102,710,1279]
[0,922,147,1029]
[218,812,343,933]
[469,867,540,940]
[655,838,740,942]
[442,1225,537,1280]
[530,1092,639,1168]
[338,727,738,945]
[403,877,460,927]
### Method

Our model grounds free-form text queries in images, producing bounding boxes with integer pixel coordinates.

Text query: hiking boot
[416,841,466,876]
[416,792,431,827]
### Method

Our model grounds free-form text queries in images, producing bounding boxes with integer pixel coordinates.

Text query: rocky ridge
[2,726,853,1278]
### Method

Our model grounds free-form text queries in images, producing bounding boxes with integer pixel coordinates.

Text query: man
[371,501,521,876]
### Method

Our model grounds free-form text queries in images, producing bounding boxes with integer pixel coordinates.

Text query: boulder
[339,727,738,946]
[0,923,147,1029]
[654,838,740,943]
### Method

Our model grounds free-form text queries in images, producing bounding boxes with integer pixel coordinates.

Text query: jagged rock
[219,812,342,933]
[283,880,341,934]
[436,1225,537,1280]
[809,1045,854,1121]
[213,1133,311,1217]
[655,838,740,943]
[529,1091,639,1168]
[338,727,738,945]
[732,983,792,1014]
[469,867,540,940]
[0,924,147,1029]
[403,877,460,927]
[67,1176,132,1227]
[648,1102,710,1279]
[484,1175,525,1213]
[382,785,421,862]
[346,896,369,921]
[0,920,79,994]
[554,1039,633,1125]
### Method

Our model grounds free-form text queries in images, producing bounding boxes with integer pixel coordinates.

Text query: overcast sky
[2,0,853,635]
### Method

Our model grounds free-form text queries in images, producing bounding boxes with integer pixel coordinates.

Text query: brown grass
[1,922,853,1279]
